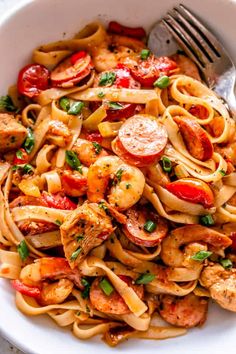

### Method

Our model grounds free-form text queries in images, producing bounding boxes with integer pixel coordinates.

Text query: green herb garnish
[115,168,124,182]
[76,234,84,242]
[200,214,215,226]
[0,95,17,112]
[92,141,102,155]
[144,220,157,233]
[68,101,84,115]
[154,75,170,89]
[22,164,34,174]
[220,258,233,269]
[17,240,29,261]
[108,102,123,110]
[97,92,105,98]
[135,273,155,285]
[98,201,108,212]
[99,72,116,86]
[65,150,82,174]
[126,183,131,189]
[70,247,82,261]
[191,250,212,261]
[55,219,62,226]
[81,278,91,299]
[161,157,172,173]
[140,49,150,60]
[59,97,70,112]
[23,128,34,154]
[219,169,226,176]
[16,150,23,159]
[99,278,114,296]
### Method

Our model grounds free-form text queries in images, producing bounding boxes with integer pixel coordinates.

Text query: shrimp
[200,264,236,312]
[158,293,208,328]
[91,34,145,72]
[48,120,72,143]
[40,279,74,306]
[161,225,232,267]
[72,138,108,167]
[20,257,83,288]
[87,156,145,211]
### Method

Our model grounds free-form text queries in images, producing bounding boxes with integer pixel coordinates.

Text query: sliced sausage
[158,293,208,328]
[0,113,27,152]
[123,206,168,247]
[166,178,214,208]
[90,276,144,315]
[174,116,213,161]
[116,115,168,167]
[171,54,201,81]
[51,52,93,88]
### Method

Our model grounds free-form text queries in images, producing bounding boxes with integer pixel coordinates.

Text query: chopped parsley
[200,214,215,226]
[70,247,82,261]
[126,183,131,189]
[81,278,91,299]
[0,95,17,112]
[219,169,226,176]
[99,72,116,86]
[17,240,29,261]
[97,92,105,98]
[23,128,35,154]
[108,102,123,110]
[98,201,108,212]
[92,141,102,155]
[55,219,62,226]
[12,164,34,174]
[115,168,124,182]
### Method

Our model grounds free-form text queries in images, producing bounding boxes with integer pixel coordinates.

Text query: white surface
[0,0,236,353]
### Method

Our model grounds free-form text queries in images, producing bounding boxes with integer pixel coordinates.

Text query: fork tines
[162,4,222,69]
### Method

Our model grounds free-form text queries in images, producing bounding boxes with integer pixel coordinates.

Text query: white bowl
[0,0,236,353]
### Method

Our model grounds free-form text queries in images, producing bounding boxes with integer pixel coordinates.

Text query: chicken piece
[158,293,208,328]
[171,54,201,81]
[200,264,236,312]
[0,113,27,152]
[60,202,114,268]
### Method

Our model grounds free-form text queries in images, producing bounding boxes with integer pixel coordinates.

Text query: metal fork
[161,4,236,117]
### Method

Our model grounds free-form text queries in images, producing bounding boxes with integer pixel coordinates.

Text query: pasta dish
[0,21,235,346]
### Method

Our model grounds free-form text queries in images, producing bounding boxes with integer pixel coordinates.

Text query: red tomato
[61,172,87,197]
[93,65,141,121]
[70,51,87,65]
[166,178,214,208]
[129,56,178,87]
[13,148,29,164]
[85,131,103,144]
[11,280,41,298]
[17,64,50,98]
[51,52,93,88]
[189,105,209,119]
[108,21,146,39]
[41,192,77,210]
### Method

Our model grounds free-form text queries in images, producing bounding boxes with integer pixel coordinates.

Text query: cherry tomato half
[17,64,50,98]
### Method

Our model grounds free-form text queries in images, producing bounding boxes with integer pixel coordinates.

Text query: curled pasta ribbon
[0,250,21,279]
[146,279,197,296]
[70,87,158,103]
[0,163,13,246]
[42,170,62,194]
[120,313,150,331]
[86,256,148,317]
[48,309,76,327]
[22,104,42,128]
[36,144,56,174]
[33,22,107,69]
[134,326,187,340]
[170,75,232,143]
[143,184,199,224]
[214,185,236,208]
[12,206,70,225]
[73,321,119,340]
[223,172,236,187]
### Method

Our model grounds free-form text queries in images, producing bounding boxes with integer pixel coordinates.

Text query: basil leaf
[17,240,29,261]
[191,250,212,261]
[23,128,35,154]
[65,150,82,174]
[0,95,17,112]
[135,273,155,285]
